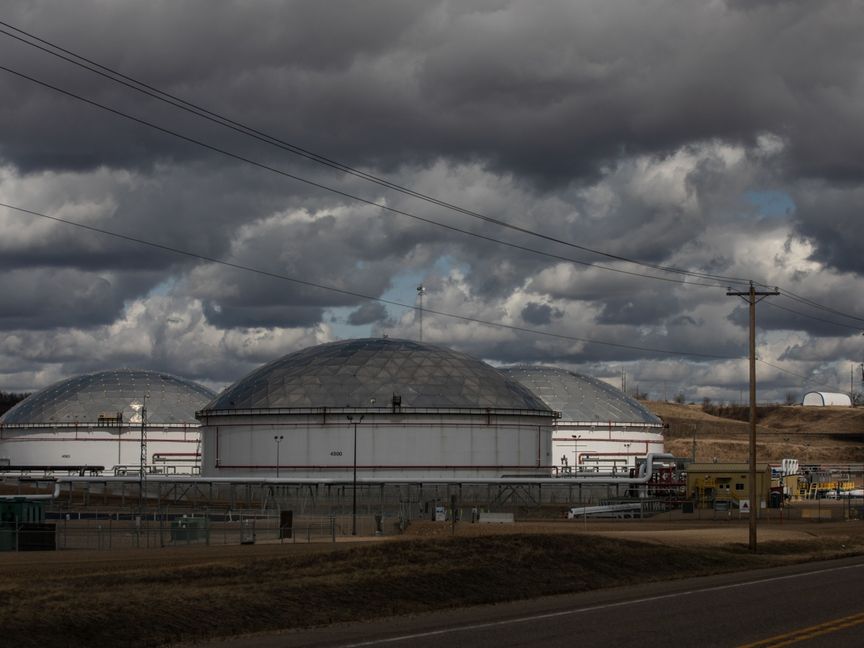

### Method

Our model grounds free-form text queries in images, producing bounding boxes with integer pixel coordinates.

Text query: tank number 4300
[330,451,343,456]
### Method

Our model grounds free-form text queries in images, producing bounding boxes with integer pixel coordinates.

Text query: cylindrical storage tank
[0,370,214,474]
[502,366,664,474]
[197,338,556,480]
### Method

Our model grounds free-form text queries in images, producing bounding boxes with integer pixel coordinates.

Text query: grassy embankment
[646,401,864,463]
[2,532,863,648]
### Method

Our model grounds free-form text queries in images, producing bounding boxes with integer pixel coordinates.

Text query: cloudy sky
[1,0,863,402]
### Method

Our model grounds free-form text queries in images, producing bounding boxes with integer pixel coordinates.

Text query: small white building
[198,338,557,480]
[503,366,665,474]
[802,392,853,407]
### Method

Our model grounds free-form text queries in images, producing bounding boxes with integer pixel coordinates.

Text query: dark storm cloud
[202,301,325,330]
[792,183,864,275]
[347,302,389,326]
[0,1,861,185]
[0,0,862,400]
[180,197,457,329]
[0,267,154,330]
[595,295,672,326]
[520,302,562,326]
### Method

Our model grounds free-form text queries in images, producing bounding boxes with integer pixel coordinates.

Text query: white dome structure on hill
[802,392,852,407]
[502,366,665,474]
[197,338,557,479]
[0,369,214,474]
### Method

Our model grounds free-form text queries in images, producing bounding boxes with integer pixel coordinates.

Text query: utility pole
[727,281,779,552]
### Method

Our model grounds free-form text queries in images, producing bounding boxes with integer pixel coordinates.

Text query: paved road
[199,556,864,648]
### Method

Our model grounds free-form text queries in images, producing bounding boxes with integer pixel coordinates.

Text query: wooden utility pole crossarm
[727,281,779,552]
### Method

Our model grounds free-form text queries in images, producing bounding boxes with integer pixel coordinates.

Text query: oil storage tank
[502,366,664,475]
[197,338,556,480]
[0,370,214,474]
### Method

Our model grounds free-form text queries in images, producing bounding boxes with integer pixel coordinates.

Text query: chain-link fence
[0,510,400,552]
[51,513,372,550]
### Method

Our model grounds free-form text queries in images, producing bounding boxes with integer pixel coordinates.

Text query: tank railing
[198,405,559,418]
[558,421,665,429]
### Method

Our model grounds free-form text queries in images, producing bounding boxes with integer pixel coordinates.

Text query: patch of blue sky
[147,277,177,297]
[744,190,796,218]
[325,255,465,339]
[379,255,466,315]
[326,306,373,340]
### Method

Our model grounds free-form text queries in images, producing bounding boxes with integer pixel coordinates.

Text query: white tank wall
[553,422,665,475]
[200,411,554,479]
[0,425,200,473]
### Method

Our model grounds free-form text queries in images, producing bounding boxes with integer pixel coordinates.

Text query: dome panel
[204,338,550,412]
[1,369,215,425]
[502,366,661,424]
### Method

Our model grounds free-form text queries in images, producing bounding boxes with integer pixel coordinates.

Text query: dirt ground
[403,513,864,553]
[3,514,861,573]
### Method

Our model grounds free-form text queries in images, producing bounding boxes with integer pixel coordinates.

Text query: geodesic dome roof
[0,369,215,426]
[502,366,661,425]
[202,338,551,412]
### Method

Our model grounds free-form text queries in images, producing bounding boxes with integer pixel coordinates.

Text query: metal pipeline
[47,453,676,487]
[0,480,61,500]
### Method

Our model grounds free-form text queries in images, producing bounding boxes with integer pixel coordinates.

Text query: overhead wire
[0,61,727,290]
[756,358,844,392]
[776,288,864,325]
[1,198,846,390]
[0,21,755,288]
[0,200,734,360]
[761,301,864,332]
[0,22,860,390]
[4,22,864,326]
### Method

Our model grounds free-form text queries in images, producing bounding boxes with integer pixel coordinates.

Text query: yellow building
[686,463,772,509]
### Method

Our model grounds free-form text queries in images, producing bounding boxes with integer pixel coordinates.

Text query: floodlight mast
[727,281,779,552]
[139,394,148,512]
[416,285,425,342]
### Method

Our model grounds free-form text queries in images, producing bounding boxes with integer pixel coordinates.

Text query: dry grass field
[1,517,864,648]
[646,401,864,463]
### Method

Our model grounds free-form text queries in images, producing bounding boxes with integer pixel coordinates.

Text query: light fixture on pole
[571,434,581,472]
[274,435,284,479]
[416,285,425,342]
[347,414,364,535]
[139,394,148,513]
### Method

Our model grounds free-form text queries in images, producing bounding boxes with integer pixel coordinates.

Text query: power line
[762,300,864,332]
[2,25,863,331]
[0,200,735,360]
[2,197,853,390]
[0,22,755,288]
[777,288,864,325]
[0,61,731,290]
[756,359,843,392]
[5,28,864,326]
